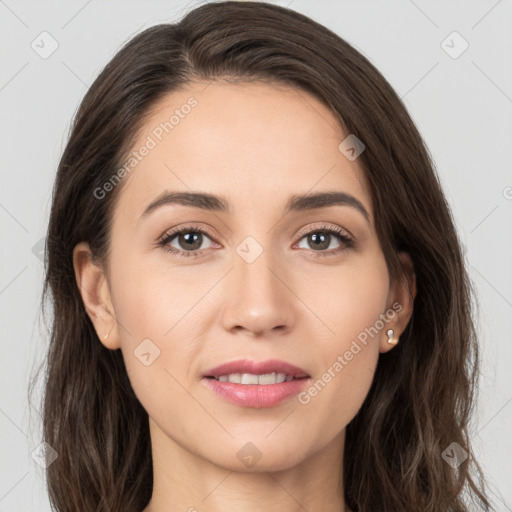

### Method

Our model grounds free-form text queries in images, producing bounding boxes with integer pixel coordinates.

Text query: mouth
[201,359,311,408]
[203,358,310,382]
[204,373,306,384]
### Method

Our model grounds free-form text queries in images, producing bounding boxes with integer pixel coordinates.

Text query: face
[75,81,414,473]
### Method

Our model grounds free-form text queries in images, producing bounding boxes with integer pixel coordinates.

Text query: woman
[36,1,492,510]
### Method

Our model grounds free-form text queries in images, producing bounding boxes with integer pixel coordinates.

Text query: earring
[104,325,114,340]
[386,329,399,346]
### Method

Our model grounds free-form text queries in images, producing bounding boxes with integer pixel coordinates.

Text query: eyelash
[157,224,355,259]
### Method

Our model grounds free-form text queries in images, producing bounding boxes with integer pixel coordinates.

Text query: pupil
[310,233,329,250]
[181,232,201,250]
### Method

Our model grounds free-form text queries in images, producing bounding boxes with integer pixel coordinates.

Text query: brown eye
[158,226,216,258]
[295,225,355,257]
[302,232,334,251]
[173,231,204,251]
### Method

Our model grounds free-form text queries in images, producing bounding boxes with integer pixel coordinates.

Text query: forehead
[113,81,372,223]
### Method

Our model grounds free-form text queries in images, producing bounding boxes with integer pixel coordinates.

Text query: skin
[74,81,416,512]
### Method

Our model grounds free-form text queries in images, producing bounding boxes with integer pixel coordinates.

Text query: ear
[73,242,120,350]
[380,251,417,353]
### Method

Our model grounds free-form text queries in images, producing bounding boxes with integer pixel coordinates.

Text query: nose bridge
[222,234,294,335]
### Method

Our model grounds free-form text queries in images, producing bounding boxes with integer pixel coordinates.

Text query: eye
[157,223,355,259]
[157,225,217,258]
[295,224,354,257]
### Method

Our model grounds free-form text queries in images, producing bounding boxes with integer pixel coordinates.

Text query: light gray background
[1,0,511,510]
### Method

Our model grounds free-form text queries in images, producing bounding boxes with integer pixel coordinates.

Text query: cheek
[334,259,390,341]
[109,249,210,339]
[294,251,389,436]
[294,247,390,344]
[108,251,213,414]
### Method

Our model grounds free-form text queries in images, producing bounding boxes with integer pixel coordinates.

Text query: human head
[39,2,491,511]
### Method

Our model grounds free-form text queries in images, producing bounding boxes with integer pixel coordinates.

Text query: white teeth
[241,373,259,384]
[215,372,290,384]
[258,373,282,384]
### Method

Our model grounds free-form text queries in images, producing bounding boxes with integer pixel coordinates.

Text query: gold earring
[386,329,399,346]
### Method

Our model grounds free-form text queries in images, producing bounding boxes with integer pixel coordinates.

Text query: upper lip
[203,359,310,379]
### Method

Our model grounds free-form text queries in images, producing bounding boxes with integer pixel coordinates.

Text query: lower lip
[202,377,309,408]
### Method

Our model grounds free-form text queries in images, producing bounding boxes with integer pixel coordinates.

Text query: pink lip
[202,358,311,408]
[203,358,310,379]
[202,378,309,408]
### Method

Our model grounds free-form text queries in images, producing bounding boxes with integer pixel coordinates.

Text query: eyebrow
[141,190,370,224]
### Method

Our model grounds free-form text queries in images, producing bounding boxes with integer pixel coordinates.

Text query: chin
[202,437,312,473]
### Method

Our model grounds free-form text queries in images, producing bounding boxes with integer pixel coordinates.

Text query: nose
[221,243,296,338]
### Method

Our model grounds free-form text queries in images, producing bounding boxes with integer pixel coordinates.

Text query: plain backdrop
[1,0,511,510]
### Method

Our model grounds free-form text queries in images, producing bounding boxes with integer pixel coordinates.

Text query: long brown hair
[30,1,493,510]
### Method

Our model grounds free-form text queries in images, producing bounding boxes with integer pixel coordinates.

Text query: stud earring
[386,329,399,346]
[104,325,114,340]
